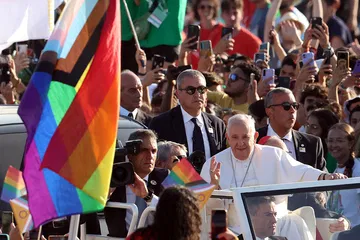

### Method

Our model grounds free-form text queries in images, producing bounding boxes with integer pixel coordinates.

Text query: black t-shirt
[327,15,353,46]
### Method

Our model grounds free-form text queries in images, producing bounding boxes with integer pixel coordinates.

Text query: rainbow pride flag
[18,0,120,227]
[162,159,216,209]
[10,196,34,234]
[1,166,26,203]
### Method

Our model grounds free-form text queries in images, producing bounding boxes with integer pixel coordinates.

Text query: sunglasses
[268,102,300,111]
[229,73,248,82]
[199,5,213,10]
[173,155,186,163]
[178,86,208,95]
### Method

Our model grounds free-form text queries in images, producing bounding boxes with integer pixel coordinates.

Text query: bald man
[120,70,152,127]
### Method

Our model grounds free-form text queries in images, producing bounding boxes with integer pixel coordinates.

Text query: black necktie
[128,112,134,119]
[191,118,205,154]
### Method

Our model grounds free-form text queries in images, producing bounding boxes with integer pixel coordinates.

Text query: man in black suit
[120,70,152,127]
[104,129,169,237]
[247,196,288,240]
[257,88,326,170]
[149,70,226,163]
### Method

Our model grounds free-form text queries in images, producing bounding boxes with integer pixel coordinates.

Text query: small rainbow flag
[162,159,216,209]
[1,166,26,203]
[10,196,34,234]
[18,0,120,227]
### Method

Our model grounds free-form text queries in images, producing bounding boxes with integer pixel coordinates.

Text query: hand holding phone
[211,210,227,240]
[152,55,165,70]
[1,212,13,234]
[301,52,316,68]
[187,25,201,50]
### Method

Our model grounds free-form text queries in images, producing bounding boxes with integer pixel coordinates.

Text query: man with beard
[207,62,262,113]
[149,70,226,163]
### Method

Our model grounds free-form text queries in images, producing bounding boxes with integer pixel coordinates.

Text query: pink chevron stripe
[23,140,57,227]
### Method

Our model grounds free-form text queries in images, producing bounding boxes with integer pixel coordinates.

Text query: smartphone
[353,60,360,74]
[199,40,213,58]
[250,73,255,87]
[254,52,266,63]
[311,17,322,29]
[260,42,270,53]
[262,68,275,85]
[0,235,9,240]
[323,49,332,65]
[29,230,40,240]
[1,212,13,234]
[221,27,234,40]
[187,25,201,50]
[48,236,68,240]
[152,54,165,70]
[211,210,227,240]
[301,52,316,68]
[17,44,28,55]
[277,76,291,89]
[337,51,349,70]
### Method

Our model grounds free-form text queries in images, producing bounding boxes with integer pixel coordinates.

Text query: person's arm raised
[264,0,282,43]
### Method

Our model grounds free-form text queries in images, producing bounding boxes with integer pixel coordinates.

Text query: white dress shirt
[180,106,211,160]
[125,175,149,230]
[120,106,138,118]
[267,124,297,160]
[256,237,269,240]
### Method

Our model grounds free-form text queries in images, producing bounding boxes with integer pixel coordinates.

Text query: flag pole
[122,0,140,50]
[68,215,80,240]
[37,225,43,240]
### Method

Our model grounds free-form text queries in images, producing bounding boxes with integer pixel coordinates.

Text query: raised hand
[209,157,221,188]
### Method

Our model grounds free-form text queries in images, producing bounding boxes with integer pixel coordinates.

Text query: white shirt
[267,124,297,160]
[120,106,138,118]
[256,237,269,240]
[333,159,360,227]
[229,149,258,188]
[180,106,211,160]
[125,175,149,230]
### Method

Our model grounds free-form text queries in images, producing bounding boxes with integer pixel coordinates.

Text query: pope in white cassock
[200,114,347,240]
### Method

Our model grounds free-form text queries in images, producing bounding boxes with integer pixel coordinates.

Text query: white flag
[0,0,55,47]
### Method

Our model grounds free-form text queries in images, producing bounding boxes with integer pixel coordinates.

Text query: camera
[0,55,10,85]
[110,140,143,187]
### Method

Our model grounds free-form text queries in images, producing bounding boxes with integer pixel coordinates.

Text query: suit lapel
[292,130,302,160]
[202,113,217,156]
[135,110,144,123]
[171,106,189,152]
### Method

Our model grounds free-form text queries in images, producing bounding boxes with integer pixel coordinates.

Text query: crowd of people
[1,0,360,239]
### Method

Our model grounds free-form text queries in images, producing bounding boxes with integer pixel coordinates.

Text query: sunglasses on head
[268,102,300,111]
[178,86,208,95]
[229,73,248,82]
[199,5,213,10]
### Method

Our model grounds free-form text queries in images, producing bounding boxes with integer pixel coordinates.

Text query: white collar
[256,237,269,240]
[267,124,292,142]
[230,147,254,164]
[180,106,203,125]
[120,106,138,117]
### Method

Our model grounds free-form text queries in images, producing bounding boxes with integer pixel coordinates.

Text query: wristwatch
[143,189,154,203]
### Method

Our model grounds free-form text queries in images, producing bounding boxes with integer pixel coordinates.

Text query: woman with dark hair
[306,108,339,172]
[327,123,360,227]
[127,185,238,240]
[127,186,202,240]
